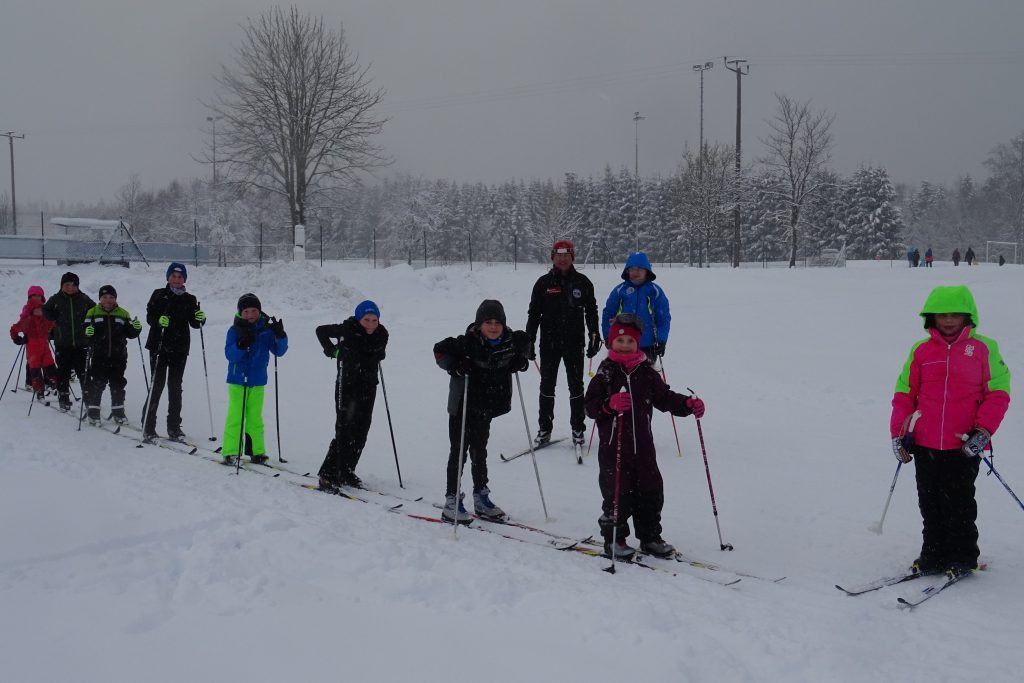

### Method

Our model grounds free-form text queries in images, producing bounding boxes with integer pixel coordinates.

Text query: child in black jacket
[315,300,389,490]
[82,285,142,425]
[433,300,530,523]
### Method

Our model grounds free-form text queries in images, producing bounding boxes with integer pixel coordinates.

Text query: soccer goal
[985,241,1019,264]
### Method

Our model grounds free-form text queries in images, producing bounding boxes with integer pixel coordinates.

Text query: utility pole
[692,62,714,268]
[2,131,25,232]
[633,111,645,252]
[724,57,749,268]
[206,116,223,184]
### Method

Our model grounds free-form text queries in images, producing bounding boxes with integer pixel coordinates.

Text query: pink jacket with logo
[890,326,1011,450]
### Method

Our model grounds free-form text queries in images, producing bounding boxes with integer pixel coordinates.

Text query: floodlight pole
[2,132,25,232]
[633,111,645,252]
[723,58,749,268]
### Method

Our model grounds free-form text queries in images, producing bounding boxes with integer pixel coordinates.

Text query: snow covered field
[1,258,1021,682]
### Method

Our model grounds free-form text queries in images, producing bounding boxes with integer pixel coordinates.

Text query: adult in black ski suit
[525,240,600,445]
[315,300,389,489]
[42,272,96,410]
[142,262,205,438]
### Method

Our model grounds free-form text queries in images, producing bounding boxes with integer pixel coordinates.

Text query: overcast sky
[2,0,1023,205]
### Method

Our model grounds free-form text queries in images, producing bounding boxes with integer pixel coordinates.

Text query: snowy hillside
[1,259,1021,682]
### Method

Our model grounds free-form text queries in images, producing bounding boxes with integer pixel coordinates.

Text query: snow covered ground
[1,258,1021,682]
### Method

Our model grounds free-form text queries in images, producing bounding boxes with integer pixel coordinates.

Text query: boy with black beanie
[142,262,206,439]
[43,272,96,411]
[433,299,530,523]
[82,285,143,425]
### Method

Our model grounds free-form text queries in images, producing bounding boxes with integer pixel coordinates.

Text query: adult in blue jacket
[600,252,671,362]
[221,293,288,464]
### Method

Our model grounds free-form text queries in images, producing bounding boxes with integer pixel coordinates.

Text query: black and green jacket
[43,290,97,349]
[84,305,141,361]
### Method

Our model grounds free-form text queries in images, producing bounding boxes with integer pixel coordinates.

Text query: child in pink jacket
[890,285,1010,576]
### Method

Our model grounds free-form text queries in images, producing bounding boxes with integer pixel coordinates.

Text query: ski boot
[441,493,472,525]
[339,469,362,488]
[109,407,128,425]
[603,538,636,560]
[87,406,102,427]
[167,427,187,442]
[572,428,585,447]
[250,454,269,465]
[639,538,676,558]
[473,486,507,521]
[534,429,551,448]
[58,392,72,412]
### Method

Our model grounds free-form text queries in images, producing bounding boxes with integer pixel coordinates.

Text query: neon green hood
[919,285,979,329]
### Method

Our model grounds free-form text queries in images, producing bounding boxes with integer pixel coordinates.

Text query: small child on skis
[890,285,1011,576]
[82,285,143,425]
[315,300,389,491]
[9,285,58,400]
[220,293,288,464]
[584,313,704,559]
[433,300,530,523]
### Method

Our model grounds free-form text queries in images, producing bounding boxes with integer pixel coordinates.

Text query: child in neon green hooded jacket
[890,285,1010,574]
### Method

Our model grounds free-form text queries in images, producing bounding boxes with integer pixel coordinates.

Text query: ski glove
[959,428,991,458]
[451,357,474,377]
[12,333,26,345]
[131,318,143,331]
[513,354,530,373]
[685,397,705,419]
[528,341,537,362]
[586,333,603,358]
[158,315,170,328]
[323,344,338,359]
[892,434,914,463]
[269,318,286,339]
[650,342,666,358]
[194,310,206,323]
[608,393,632,413]
[84,325,95,338]
[235,331,254,350]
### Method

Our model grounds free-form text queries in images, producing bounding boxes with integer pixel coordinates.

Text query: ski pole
[273,353,286,463]
[515,371,549,520]
[378,363,404,488]
[586,420,597,458]
[138,342,163,443]
[587,357,594,378]
[13,345,25,393]
[1,344,26,401]
[198,314,217,442]
[689,391,733,551]
[869,411,921,534]
[77,349,92,432]
[982,456,1024,513]
[27,379,38,416]
[137,337,150,394]
[659,362,683,458]
[604,408,625,574]
[453,373,470,539]
[235,349,252,475]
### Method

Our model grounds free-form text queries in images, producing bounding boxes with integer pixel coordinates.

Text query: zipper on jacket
[939,343,951,450]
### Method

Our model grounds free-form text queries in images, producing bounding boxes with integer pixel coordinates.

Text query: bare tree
[760,94,835,267]
[210,7,389,227]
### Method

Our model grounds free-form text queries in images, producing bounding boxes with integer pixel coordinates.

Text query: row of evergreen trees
[15,134,1023,267]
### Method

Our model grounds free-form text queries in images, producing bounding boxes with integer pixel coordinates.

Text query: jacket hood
[621,252,655,281]
[919,285,979,329]
[27,285,45,299]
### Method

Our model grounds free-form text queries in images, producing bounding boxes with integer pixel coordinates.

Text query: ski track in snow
[0,259,1021,682]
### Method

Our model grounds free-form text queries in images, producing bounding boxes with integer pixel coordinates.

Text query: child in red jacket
[584,313,704,560]
[9,286,58,399]
[890,285,1011,576]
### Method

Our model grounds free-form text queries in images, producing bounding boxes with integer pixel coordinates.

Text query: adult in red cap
[525,239,600,449]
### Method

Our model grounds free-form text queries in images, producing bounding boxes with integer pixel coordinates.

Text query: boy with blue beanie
[315,300,389,490]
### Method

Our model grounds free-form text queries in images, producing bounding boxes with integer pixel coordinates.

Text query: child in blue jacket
[221,293,288,464]
[600,252,671,363]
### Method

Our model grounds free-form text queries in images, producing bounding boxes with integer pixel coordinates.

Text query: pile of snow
[1,259,1021,681]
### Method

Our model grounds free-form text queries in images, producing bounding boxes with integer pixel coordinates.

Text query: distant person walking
[952,248,961,266]
[965,246,976,266]
[925,248,934,267]
[999,254,1006,267]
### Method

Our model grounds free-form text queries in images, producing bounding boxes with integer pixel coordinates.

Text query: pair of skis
[501,435,585,465]
[836,564,984,608]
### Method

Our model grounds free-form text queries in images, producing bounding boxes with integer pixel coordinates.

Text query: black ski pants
[445,411,492,497]
[85,356,128,412]
[54,346,88,396]
[144,350,187,433]
[597,418,666,544]
[537,343,585,434]
[913,446,981,567]
[319,381,377,481]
